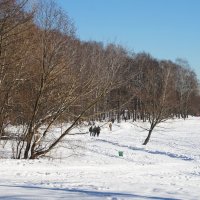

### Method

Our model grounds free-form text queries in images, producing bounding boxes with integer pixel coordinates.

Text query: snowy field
[0,117,200,200]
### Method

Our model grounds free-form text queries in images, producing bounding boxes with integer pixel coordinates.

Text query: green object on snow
[118,151,123,157]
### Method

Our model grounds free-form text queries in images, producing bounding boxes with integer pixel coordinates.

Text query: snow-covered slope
[0,117,200,199]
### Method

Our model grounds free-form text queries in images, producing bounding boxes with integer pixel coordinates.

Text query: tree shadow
[0,184,181,200]
[97,139,193,161]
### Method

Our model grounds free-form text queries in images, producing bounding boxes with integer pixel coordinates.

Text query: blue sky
[57,0,200,79]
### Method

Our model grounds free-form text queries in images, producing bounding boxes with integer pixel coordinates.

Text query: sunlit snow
[0,117,200,200]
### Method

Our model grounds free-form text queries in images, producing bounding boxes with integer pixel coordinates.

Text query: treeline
[97,54,200,122]
[0,0,199,158]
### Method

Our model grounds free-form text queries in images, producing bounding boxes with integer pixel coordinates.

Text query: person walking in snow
[109,122,112,131]
[96,126,101,137]
[93,126,97,136]
[89,126,93,136]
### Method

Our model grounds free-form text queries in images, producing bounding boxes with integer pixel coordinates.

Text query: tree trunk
[24,142,31,159]
[143,129,152,145]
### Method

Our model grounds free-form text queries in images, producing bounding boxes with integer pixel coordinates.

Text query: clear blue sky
[57,0,200,79]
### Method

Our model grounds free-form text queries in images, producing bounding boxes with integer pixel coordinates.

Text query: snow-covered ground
[0,117,200,200]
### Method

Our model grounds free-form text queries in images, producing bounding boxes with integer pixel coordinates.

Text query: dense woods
[0,0,200,158]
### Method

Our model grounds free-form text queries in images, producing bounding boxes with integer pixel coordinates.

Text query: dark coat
[96,126,101,136]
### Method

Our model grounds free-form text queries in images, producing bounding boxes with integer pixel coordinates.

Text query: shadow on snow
[96,139,193,161]
[0,184,181,200]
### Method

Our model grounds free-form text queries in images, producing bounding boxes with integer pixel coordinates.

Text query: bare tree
[2,0,199,158]
[175,59,198,119]
[9,0,123,159]
[0,0,33,138]
[135,57,176,145]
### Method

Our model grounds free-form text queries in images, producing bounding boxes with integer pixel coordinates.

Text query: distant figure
[89,126,93,136]
[96,126,101,137]
[109,122,112,131]
[93,126,97,136]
